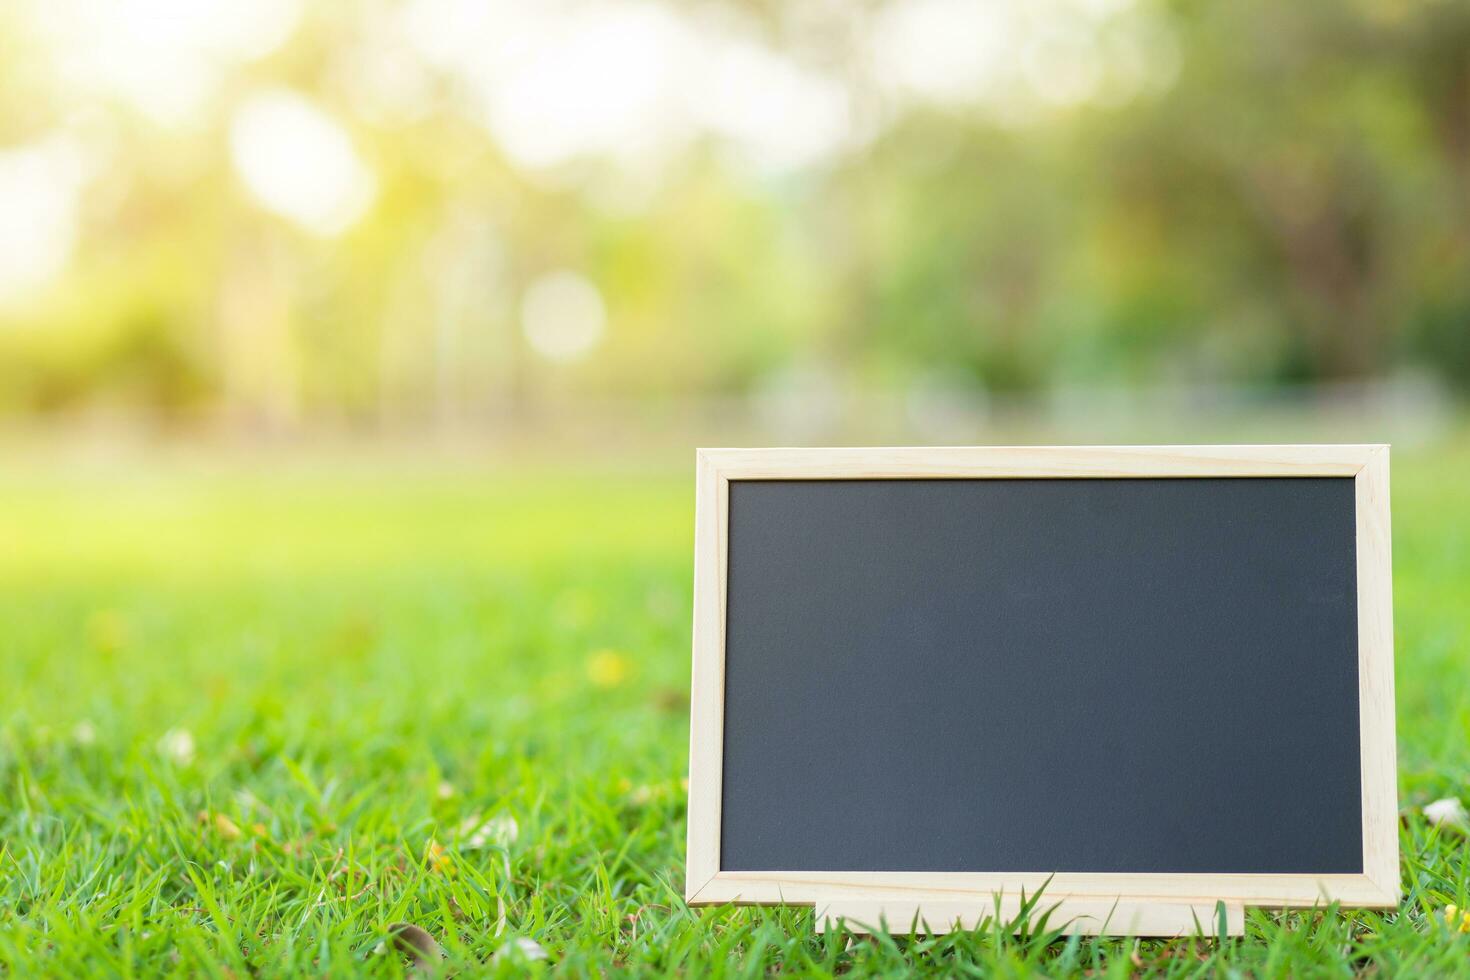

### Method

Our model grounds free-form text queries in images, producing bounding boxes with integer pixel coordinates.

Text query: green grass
[3,443,1470,976]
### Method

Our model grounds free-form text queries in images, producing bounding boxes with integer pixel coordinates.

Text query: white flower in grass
[491,937,547,963]
[158,728,196,766]
[234,788,267,813]
[459,812,519,848]
[72,720,97,746]
[1425,797,1469,830]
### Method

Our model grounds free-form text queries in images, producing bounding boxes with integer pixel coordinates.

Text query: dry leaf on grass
[1444,904,1470,933]
[424,839,454,874]
[195,811,242,840]
[386,922,445,969]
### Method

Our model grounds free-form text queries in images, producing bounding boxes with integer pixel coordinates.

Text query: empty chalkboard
[722,477,1359,873]
[685,447,1398,920]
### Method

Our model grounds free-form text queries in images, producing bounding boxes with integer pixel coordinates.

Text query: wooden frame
[686,445,1398,923]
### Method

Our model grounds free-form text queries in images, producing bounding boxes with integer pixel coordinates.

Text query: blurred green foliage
[0,0,1467,428]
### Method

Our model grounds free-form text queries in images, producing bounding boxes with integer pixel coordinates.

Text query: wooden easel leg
[814,899,1245,938]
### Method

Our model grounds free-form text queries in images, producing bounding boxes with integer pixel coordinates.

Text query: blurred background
[2,0,1468,454]
[4,8,1470,970]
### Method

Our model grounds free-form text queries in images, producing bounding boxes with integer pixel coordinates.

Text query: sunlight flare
[229,89,377,236]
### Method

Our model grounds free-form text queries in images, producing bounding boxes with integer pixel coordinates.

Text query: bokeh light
[230,89,377,237]
[0,137,86,306]
[521,271,608,364]
[34,0,300,124]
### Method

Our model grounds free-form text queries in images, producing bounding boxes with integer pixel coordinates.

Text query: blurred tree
[0,0,1467,428]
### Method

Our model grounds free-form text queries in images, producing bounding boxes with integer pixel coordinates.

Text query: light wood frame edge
[685,449,726,900]
[685,445,1398,909]
[1355,446,1399,902]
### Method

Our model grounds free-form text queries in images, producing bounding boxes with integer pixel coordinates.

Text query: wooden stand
[814,899,1245,938]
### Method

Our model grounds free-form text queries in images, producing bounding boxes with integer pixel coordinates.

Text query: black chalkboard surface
[720,477,1362,875]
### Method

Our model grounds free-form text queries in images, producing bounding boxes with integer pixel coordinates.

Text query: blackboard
[685,447,1398,919]
[722,478,1361,873]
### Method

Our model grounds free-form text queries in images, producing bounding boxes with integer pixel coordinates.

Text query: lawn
[3,441,1470,976]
